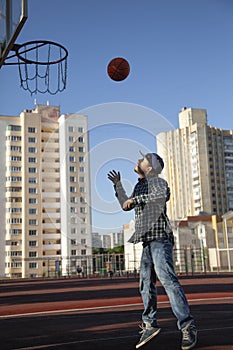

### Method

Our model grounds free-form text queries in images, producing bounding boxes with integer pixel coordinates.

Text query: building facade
[157,107,233,221]
[1,105,92,278]
[123,220,142,272]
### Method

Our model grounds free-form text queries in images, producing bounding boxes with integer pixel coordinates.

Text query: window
[79,166,84,172]
[29,230,37,236]
[71,250,77,255]
[78,136,84,143]
[8,156,21,161]
[29,262,37,268]
[70,186,76,193]
[10,251,22,256]
[81,249,86,255]
[81,239,86,245]
[79,147,84,152]
[6,186,22,192]
[28,137,36,143]
[69,156,75,162]
[6,218,22,224]
[69,146,74,152]
[7,207,22,213]
[8,166,21,172]
[71,217,77,224]
[8,229,22,235]
[78,127,83,133]
[29,188,37,194]
[29,178,36,183]
[7,125,21,131]
[6,176,22,182]
[70,176,75,182]
[6,135,21,141]
[28,127,36,133]
[8,145,21,152]
[29,167,36,173]
[79,157,84,162]
[12,262,22,268]
[29,219,37,225]
[28,147,36,153]
[28,157,36,163]
[69,136,74,142]
[29,241,37,247]
[70,166,75,172]
[29,208,37,214]
[29,252,37,257]
[29,198,37,204]
[68,126,74,132]
[79,176,84,182]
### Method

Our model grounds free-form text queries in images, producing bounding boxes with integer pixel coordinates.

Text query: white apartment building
[123,220,142,272]
[0,105,92,278]
[109,231,124,249]
[157,107,233,221]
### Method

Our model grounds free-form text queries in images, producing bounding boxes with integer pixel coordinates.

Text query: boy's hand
[123,198,134,210]
[107,170,121,185]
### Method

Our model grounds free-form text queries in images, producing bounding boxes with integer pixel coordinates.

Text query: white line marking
[0,296,232,319]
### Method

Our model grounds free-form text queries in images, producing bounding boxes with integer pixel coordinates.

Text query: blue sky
[0,0,233,234]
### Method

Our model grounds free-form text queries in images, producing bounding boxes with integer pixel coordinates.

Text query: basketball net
[5,40,68,95]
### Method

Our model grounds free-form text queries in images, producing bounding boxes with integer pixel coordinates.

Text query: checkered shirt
[115,176,173,244]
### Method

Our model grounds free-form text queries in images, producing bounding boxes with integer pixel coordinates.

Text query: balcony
[43,243,61,250]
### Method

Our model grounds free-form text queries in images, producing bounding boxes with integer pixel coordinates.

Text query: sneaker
[181,323,197,350]
[136,323,161,349]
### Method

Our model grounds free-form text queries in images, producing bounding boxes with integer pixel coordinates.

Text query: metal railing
[5,247,233,279]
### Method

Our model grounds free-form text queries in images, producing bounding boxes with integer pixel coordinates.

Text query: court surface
[0,274,232,350]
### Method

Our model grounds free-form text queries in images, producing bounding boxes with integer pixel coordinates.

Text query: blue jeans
[139,240,194,330]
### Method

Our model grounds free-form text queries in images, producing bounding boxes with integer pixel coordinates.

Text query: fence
[91,247,233,277]
[8,247,232,279]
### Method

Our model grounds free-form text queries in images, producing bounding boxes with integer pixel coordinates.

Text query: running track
[0,274,232,350]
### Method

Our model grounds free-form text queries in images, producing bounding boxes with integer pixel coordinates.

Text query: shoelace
[182,325,195,341]
[138,324,146,334]
[182,328,191,341]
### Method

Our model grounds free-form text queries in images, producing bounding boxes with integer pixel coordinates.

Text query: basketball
[107,57,130,82]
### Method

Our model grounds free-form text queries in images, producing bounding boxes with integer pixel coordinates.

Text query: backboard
[0,0,28,68]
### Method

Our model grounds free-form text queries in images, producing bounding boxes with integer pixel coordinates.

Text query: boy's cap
[139,151,164,173]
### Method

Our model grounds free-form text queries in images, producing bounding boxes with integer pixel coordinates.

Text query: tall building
[0,105,92,278]
[123,220,142,272]
[109,231,124,249]
[157,107,233,221]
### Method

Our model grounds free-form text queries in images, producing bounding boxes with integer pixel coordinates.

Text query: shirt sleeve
[114,181,130,207]
[132,178,167,207]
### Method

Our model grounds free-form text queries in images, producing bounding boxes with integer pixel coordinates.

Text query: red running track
[0,274,232,350]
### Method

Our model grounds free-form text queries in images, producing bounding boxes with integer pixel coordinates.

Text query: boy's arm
[107,170,131,209]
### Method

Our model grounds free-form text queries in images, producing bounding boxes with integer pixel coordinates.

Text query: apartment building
[157,107,233,221]
[123,220,142,272]
[0,104,92,278]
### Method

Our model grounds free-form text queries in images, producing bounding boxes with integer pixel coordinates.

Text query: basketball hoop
[4,40,68,95]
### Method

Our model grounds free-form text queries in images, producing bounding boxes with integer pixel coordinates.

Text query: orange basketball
[107,57,130,81]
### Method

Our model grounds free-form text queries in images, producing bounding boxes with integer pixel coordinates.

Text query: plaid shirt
[115,176,173,244]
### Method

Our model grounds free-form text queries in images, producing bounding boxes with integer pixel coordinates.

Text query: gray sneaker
[181,323,197,350]
[136,323,161,349]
